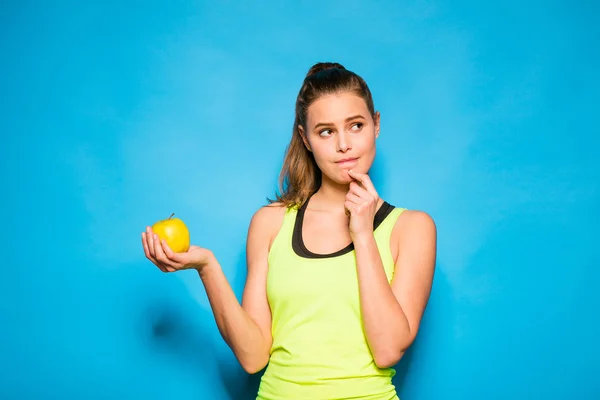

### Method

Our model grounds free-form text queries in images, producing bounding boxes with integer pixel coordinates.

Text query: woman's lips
[336,157,358,168]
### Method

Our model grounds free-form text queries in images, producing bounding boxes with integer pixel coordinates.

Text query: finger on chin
[349,170,378,195]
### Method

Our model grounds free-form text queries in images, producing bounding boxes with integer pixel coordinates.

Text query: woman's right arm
[197,205,282,373]
[142,204,284,374]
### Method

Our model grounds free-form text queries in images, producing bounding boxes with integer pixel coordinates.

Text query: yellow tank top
[257,198,406,400]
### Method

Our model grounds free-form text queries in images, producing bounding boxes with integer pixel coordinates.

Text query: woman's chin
[322,168,358,185]
[335,170,354,185]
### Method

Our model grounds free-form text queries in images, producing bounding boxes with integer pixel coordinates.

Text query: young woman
[141,62,437,400]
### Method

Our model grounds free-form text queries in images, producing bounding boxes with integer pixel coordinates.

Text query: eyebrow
[313,115,366,131]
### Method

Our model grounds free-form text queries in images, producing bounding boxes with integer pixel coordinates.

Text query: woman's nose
[337,133,351,152]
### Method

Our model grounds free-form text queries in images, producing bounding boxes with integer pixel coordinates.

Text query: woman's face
[300,91,380,185]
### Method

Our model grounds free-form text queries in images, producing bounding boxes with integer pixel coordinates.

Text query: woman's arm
[344,170,437,368]
[353,210,437,368]
[200,204,283,373]
[144,205,284,374]
[197,253,270,373]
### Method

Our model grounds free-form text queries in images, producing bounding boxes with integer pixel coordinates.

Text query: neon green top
[256,200,406,400]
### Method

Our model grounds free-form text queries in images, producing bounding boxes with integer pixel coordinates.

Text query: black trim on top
[292,196,395,259]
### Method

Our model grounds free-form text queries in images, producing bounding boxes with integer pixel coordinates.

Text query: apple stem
[169,213,175,220]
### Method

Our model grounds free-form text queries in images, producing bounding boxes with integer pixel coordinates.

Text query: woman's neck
[309,175,350,213]
[309,173,383,213]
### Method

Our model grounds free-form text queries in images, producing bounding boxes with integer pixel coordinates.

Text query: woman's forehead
[306,93,370,125]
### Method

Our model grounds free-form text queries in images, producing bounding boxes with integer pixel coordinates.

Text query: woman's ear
[374,111,381,139]
[298,125,312,152]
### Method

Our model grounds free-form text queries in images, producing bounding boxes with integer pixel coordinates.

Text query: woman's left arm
[346,170,437,369]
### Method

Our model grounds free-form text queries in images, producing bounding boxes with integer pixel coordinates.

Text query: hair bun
[306,62,346,77]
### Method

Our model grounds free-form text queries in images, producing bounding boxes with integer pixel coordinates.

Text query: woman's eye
[351,123,363,131]
[319,129,332,137]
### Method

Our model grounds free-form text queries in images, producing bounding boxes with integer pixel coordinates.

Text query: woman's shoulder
[253,201,288,220]
[248,201,289,237]
[398,209,435,225]
[391,208,437,239]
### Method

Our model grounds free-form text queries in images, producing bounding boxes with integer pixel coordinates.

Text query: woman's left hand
[345,170,380,240]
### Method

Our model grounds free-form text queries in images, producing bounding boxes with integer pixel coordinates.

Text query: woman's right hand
[141,226,214,273]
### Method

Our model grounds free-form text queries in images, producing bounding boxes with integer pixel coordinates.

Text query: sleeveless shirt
[256,198,407,400]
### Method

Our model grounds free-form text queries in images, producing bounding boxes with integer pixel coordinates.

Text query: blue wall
[2,1,599,399]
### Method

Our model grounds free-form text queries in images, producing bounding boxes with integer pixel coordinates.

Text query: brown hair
[269,62,376,208]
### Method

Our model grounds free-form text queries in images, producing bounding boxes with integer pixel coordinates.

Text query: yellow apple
[152,213,190,253]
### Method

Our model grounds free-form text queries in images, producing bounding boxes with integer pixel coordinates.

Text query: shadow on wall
[141,250,262,399]
[393,263,455,397]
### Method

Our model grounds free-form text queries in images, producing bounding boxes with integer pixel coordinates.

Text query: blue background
[2,1,599,399]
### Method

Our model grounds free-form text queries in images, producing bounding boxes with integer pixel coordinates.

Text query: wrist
[196,251,218,278]
[352,231,376,247]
